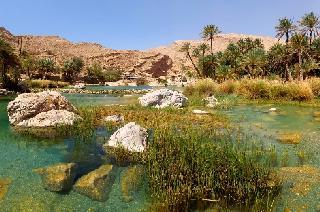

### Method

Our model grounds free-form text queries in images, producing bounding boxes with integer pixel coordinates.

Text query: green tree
[201,24,221,54]
[275,17,296,44]
[0,38,21,90]
[63,57,84,82]
[300,12,320,45]
[180,42,201,77]
[21,55,37,79]
[86,63,105,83]
[37,58,56,79]
[241,48,267,78]
[290,34,309,80]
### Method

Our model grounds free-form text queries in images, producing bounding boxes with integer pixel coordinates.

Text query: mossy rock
[74,164,115,201]
[0,178,12,200]
[277,133,301,144]
[34,163,78,192]
[120,165,145,202]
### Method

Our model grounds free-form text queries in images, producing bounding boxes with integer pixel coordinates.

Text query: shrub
[237,79,272,99]
[25,80,69,89]
[217,80,239,94]
[136,78,147,86]
[184,78,217,97]
[85,63,105,84]
[104,68,122,82]
[307,78,320,98]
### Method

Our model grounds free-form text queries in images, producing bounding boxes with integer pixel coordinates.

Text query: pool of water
[0,93,319,211]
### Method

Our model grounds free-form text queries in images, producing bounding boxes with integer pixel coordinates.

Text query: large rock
[7,91,78,127]
[17,110,81,127]
[74,165,114,201]
[104,122,148,153]
[138,89,188,108]
[34,163,78,192]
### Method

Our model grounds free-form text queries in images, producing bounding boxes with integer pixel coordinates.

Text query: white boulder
[192,109,210,114]
[138,89,187,108]
[104,115,124,123]
[17,110,81,127]
[7,91,78,127]
[104,122,148,153]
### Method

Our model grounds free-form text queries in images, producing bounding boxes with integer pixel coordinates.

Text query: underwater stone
[138,89,188,108]
[0,178,12,200]
[74,165,114,201]
[277,133,301,144]
[104,122,148,153]
[34,163,78,192]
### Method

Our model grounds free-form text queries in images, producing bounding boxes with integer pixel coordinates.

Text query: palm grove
[180,12,320,82]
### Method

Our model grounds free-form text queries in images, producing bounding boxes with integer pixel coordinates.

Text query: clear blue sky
[1,0,319,50]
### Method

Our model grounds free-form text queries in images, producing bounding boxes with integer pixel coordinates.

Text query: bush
[184,78,217,97]
[25,80,69,89]
[136,78,147,86]
[307,78,320,98]
[237,79,272,99]
[104,68,122,82]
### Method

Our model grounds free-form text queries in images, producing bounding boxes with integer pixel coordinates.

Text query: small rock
[192,110,210,114]
[34,163,78,192]
[203,96,218,108]
[269,108,277,112]
[138,89,188,108]
[103,122,148,153]
[74,165,114,201]
[104,115,124,123]
[73,83,86,89]
[0,178,12,200]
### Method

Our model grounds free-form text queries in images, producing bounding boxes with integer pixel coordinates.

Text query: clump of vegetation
[62,57,84,82]
[184,78,217,97]
[146,128,280,210]
[104,68,122,82]
[25,79,69,89]
[85,63,105,84]
[136,77,147,86]
[120,165,145,202]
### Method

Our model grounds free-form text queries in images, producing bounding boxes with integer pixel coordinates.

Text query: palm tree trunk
[298,52,303,81]
[309,30,313,46]
[210,37,213,54]
[285,32,289,44]
[187,53,201,77]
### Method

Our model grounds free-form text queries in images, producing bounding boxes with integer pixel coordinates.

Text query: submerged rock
[17,110,81,127]
[104,122,148,153]
[269,108,277,112]
[277,133,301,144]
[34,163,78,192]
[138,89,187,108]
[121,165,144,202]
[104,114,124,123]
[203,96,218,108]
[7,91,78,127]
[0,178,12,200]
[74,165,114,201]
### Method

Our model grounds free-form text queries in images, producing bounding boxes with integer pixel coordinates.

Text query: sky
[1,0,319,50]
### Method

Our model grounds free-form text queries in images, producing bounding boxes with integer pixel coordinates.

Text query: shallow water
[0,96,148,211]
[0,94,319,211]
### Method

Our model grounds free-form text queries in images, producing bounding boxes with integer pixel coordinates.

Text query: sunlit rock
[104,114,124,123]
[34,163,78,192]
[138,89,187,108]
[7,91,80,127]
[74,165,114,201]
[103,122,148,153]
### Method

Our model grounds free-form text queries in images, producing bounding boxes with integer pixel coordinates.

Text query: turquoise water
[1,93,319,211]
[0,96,147,211]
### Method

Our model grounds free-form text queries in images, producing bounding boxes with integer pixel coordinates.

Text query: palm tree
[241,48,266,78]
[290,34,308,80]
[302,58,319,76]
[275,18,296,44]
[201,25,221,54]
[180,42,201,77]
[300,12,320,45]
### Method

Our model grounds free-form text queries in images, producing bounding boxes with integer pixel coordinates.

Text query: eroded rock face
[138,89,188,108]
[74,165,114,201]
[34,163,78,192]
[104,122,148,153]
[7,91,79,127]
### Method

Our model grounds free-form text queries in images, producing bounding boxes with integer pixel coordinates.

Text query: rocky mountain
[0,27,280,80]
